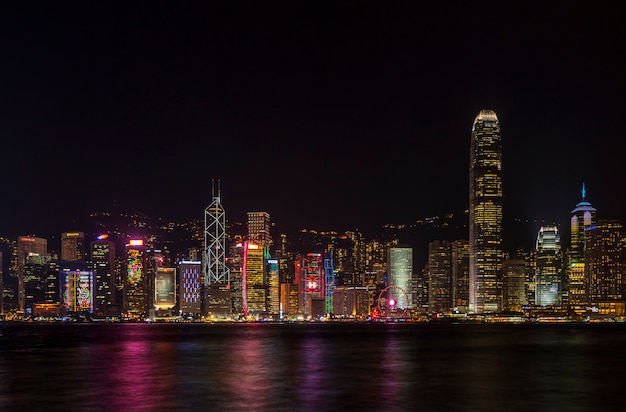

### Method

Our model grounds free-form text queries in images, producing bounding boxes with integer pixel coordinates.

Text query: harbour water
[1,322,624,411]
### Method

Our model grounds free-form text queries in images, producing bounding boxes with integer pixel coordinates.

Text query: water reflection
[1,323,625,411]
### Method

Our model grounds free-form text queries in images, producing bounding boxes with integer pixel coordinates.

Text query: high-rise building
[59,260,96,314]
[428,241,451,313]
[296,253,325,316]
[585,220,624,315]
[154,267,176,313]
[387,247,413,310]
[451,240,470,311]
[568,184,597,304]
[90,236,116,317]
[204,183,230,317]
[178,261,202,316]
[535,226,563,306]
[247,212,271,247]
[61,232,85,261]
[124,239,148,318]
[469,109,503,313]
[17,236,48,312]
[502,259,527,311]
[242,242,266,316]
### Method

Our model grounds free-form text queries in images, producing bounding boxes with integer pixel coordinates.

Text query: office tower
[568,184,596,303]
[451,240,470,311]
[387,246,413,310]
[228,238,244,315]
[178,261,202,316]
[296,253,325,316]
[502,259,527,311]
[242,242,266,316]
[585,221,625,315]
[469,109,503,313]
[59,261,96,314]
[535,226,563,306]
[204,182,230,317]
[17,236,48,312]
[267,258,280,316]
[428,241,451,313]
[124,239,148,318]
[90,236,116,317]
[23,254,52,313]
[247,212,271,247]
[61,232,85,261]
[154,267,176,314]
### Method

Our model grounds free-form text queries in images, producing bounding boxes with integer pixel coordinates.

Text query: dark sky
[1,2,624,242]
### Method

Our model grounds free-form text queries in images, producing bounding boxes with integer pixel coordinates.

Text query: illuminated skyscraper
[124,239,148,318]
[204,181,230,317]
[535,226,563,306]
[428,241,451,313]
[17,236,48,312]
[247,212,271,247]
[585,220,624,315]
[60,260,96,314]
[90,236,116,317]
[61,232,85,261]
[242,242,266,316]
[451,240,470,311]
[469,109,503,313]
[568,184,596,304]
[387,247,413,310]
[502,259,527,311]
[178,261,202,316]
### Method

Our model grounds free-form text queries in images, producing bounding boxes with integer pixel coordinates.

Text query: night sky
[1,2,624,245]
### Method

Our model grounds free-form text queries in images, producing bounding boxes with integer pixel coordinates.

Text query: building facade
[535,226,563,306]
[469,109,503,313]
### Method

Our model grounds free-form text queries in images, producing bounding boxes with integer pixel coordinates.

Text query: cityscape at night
[1,2,624,410]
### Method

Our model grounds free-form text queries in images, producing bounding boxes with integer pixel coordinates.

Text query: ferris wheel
[377,285,409,319]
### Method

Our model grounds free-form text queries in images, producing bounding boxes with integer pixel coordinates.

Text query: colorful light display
[127,249,143,285]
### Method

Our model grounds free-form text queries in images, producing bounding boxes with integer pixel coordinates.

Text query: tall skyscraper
[469,109,503,313]
[17,236,48,312]
[242,242,266,316]
[387,247,413,310]
[535,226,563,306]
[124,239,148,318]
[91,236,116,317]
[585,220,624,315]
[247,212,271,247]
[568,184,596,305]
[204,182,231,317]
[451,240,470,311]
[61,232,85,261]
[428,241,451,313]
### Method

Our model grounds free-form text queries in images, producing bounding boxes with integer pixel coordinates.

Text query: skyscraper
[568,184,596,305]
[247,212,271,247]
[428,241,451,313]
[90,236,116,317]
[178,260,202,317]
[535,226,563,306]
[387,247,413,310]
[17,236,48,312]
[585,220,624,315]
[61,232,85,261]
[469,109,503,313]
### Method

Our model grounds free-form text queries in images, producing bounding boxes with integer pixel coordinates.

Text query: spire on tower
[582,182,586,200]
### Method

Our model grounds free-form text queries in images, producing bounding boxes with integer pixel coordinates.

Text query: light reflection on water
[1,323,625,411]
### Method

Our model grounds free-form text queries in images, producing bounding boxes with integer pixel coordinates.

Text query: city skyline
[1,2,624,240]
